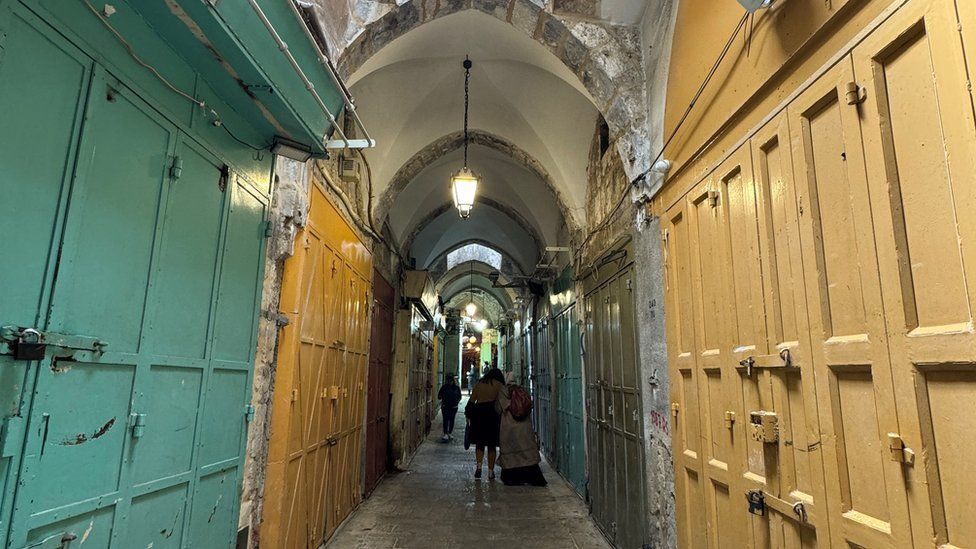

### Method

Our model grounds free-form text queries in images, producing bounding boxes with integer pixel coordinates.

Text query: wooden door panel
[854,0,976,545]
[788,58,909,549]
[751,114,828,547]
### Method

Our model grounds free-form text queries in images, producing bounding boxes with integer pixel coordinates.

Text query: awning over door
[126,0,349,155]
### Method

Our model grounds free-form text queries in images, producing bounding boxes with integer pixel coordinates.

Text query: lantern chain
[463,56,472,167]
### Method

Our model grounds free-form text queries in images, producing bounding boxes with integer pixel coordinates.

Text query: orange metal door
[263,182,372,548]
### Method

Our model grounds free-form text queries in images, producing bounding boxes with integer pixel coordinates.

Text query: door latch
[887,433,915,465]
[0,325,107,361]
[750,411,778,443]
[746,490,766,516]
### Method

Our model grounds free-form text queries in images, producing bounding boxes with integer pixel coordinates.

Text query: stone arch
[427,238,525,279]
[436,266,518,305]
[377,130,581,236]
[337,1,650,181]
[446,287,508,323]
[401,197,546,270]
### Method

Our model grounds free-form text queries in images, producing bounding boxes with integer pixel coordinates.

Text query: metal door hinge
[671,402,680,416]
[707,189,719,208]
[845,82,867,105]
[724,410,736,429]
[169,156,183,180]
[130,413,147,438]
[0,416,25,458]
[887,433,915,465]
[264,220,274,238]
[244,404,255,423]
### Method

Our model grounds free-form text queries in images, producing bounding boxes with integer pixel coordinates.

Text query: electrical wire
[573,10,751,263]
[83,0,270,153]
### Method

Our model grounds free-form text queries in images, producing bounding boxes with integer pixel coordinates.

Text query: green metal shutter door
[0,5,93,544]
[1,31,267,545]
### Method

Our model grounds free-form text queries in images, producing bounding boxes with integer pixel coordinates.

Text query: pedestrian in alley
[464,367,504,479]
[466,364,478,395]
[438,374,462,442]
[496,371,547,487]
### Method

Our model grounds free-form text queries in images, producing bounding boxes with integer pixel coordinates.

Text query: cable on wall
[573,10,752,265]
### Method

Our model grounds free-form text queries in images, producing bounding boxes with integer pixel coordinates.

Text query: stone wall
[239,157,311,546]
[581,113,676,548]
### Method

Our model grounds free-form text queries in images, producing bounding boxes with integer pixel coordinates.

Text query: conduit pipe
[242,0,351,148]
[287,0,375,145]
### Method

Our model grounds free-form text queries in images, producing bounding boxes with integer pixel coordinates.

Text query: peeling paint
[81,517,94,544]
[60,418,116,446]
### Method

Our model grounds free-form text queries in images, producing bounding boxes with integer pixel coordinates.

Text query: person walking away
[496,371,547,486]
[466,365,478,395]
[438,374,462,442]
[464,368,504,479]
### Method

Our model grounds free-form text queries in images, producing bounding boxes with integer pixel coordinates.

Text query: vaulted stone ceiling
[308,0,658,307]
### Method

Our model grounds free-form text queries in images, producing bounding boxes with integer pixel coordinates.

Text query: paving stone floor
[325,397,611,548]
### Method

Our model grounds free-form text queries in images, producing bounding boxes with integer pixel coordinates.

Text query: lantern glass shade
[465,301,477,316]
[451,167,479,218]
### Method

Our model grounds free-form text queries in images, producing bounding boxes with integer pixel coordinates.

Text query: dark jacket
[438,383,462,409]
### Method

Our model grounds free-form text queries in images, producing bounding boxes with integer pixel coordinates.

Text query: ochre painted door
[853,0,976,545]
[263,181,372,548]
[788,57,910,548]
[666,1,976,546]
[364,271,394,496]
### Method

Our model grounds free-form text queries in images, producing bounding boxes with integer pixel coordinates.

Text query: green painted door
[0,5,93,544]
[0,9,267,547]
[553,305,585,496]
[531,317,553,461]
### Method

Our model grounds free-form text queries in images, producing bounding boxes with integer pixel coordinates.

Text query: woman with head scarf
[495,371,547,486]
[464,367,505,479]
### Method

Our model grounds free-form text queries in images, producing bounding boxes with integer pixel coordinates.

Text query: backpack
[508,385,533,420]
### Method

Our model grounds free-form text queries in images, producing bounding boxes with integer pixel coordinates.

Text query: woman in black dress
[465,368,505,479]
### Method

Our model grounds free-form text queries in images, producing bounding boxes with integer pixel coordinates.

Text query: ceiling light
[465,301,477,316]
[450,57,480,219]
[271,137,313,162]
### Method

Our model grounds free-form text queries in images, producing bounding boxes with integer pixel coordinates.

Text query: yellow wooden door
[685,175,751,548]
[854,0,976,545]
[664,200,709,549]
[788,58,911,548]
[748,114,828,548]
[714,146,767,549]
[263,183,372,548]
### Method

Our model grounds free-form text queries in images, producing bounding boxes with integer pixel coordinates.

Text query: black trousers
[442,407,458,434]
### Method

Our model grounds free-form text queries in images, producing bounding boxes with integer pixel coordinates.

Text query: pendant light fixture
[451,57,479,219]
[465,262,478,317]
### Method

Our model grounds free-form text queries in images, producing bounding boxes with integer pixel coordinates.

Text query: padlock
[746,490,766,516]
[14,329,45,361]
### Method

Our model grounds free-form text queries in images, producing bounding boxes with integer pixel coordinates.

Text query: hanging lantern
[465,301,477,316]
[464,261,477,316]
[451,57,480,219]
[451,167,479,219]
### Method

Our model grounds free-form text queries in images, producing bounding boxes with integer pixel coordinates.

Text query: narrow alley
[3,0,976,547]
[326,400,610,548]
